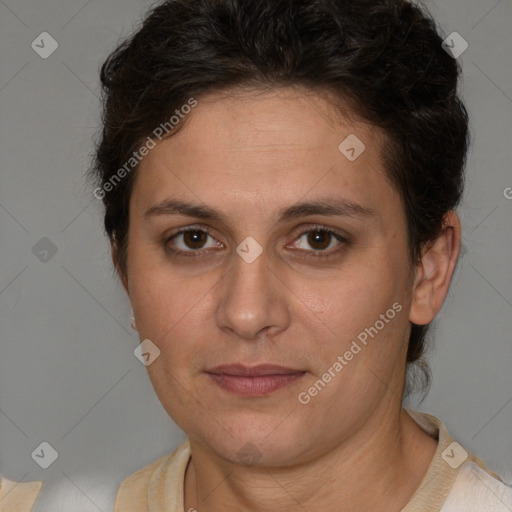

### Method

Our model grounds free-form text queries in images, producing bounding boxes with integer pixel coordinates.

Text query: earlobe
[409,211,461,326]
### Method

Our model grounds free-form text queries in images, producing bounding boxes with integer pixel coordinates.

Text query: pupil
[308,230,330,250]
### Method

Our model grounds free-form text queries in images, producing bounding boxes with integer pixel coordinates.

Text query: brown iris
[306,230,332,250]
[183,230,209,249]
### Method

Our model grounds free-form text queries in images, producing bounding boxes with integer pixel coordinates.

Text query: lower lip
[207,372,306,396]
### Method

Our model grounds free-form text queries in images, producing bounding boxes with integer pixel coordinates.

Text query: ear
[111,236,130,295]
[409,211,461,326]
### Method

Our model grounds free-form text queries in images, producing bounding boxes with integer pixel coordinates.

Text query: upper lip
[206,364,305,376]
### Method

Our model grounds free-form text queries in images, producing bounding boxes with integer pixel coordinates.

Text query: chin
[203,419,306,466]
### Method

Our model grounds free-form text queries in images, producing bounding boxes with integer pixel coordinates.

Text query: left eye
[291,228,346,253]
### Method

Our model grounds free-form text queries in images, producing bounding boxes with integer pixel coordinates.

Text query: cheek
[307,257,410,380]
[128,239,197,328]
[128,256,218,373]
[133,278,208,350]
[320,260,402,325]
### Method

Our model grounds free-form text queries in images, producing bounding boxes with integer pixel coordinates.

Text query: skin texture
[114,87,461,511]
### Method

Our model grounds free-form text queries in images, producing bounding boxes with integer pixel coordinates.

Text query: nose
[214,244,291,342]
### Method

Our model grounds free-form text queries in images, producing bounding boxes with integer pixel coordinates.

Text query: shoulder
[402,409,512,512]
[0,475,43,512]
[114,439,191,511]
[440,461,512,512]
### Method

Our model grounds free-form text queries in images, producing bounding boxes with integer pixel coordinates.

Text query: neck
[184,407,438,512]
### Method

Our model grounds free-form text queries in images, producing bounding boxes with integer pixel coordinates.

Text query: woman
[2,0,511,510]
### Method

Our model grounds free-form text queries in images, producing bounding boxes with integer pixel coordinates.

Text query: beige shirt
[1,409,511,511]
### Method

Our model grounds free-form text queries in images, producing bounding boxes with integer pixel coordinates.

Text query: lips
[206,364,306,396]
[206,364,304,377]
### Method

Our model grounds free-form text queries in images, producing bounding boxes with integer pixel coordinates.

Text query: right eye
[165,227,224,257]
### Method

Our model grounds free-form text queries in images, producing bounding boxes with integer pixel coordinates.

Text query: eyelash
[164,225,350,261]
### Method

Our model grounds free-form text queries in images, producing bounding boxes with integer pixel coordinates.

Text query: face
[123,87,415,466]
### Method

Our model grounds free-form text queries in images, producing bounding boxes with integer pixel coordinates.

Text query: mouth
[205,364,306,396]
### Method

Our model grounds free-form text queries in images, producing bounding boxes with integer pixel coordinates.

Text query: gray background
[0,0,511,510]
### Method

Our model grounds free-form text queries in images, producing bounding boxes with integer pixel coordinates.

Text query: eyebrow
[143,197,375,224]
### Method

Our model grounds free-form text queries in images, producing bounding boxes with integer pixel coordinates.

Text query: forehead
[131,87,397,223]
[167,87,377,159]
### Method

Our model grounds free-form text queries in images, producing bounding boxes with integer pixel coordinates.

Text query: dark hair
[90,0,469,395]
